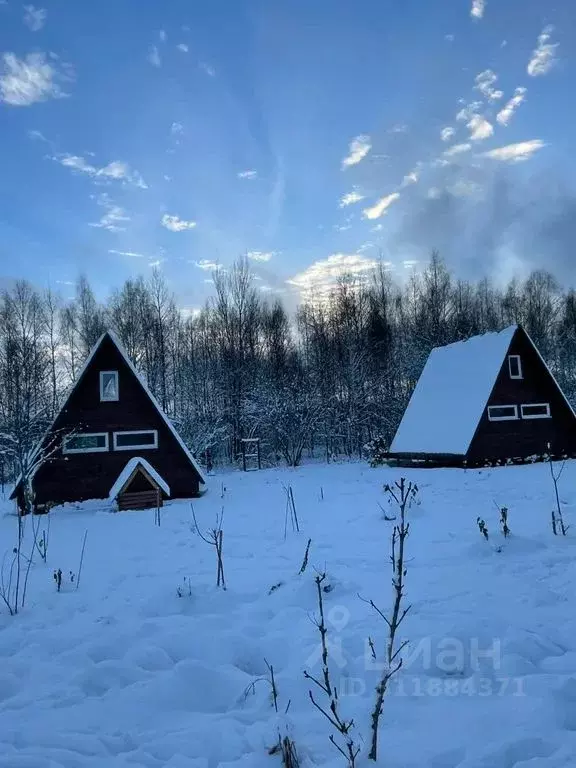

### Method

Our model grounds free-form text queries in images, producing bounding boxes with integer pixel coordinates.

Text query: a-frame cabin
[12,331,206,511]
[388,325,576,467]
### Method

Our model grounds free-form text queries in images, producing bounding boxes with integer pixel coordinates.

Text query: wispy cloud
[341,134,371,169]
[23,5,46,31]
[161,213,196,232]
[0,52,71,106]
[171,121,184,135]
[339,189,365,207]
[159,30,167,42]
[247,250,275,262]
[456,100,482,123]
[200,62,216,77]
[288,253,379,298]
[148,45,161,68]
[109,249,145,258]
[401,169,420,187]
[28,128,48,142]
[468,115,494,141]
[527,25,558,77]
[441,126,455,142]
[194,259,220,271]
[470,0,486,19]
[238,169,257,180]
[443,142,472,157]
[482,139,545,163]
[362,192,400,220]
[177,43,189,53]
[448,179,483,198]
[496,87,527,126]
[148,259,165,269]
[52,153,147,189]
[474,70,503,101]
[89,194,130,232]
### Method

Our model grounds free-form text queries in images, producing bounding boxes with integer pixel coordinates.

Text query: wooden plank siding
[30,334,201,506]
[118,490,162,511]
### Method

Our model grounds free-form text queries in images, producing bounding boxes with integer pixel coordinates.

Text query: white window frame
[520,403,551,420]
[508,355,523,380]
[100,370,119,402]
[113,429,159,451]
[63,432,109,454]
[487,405,519,422]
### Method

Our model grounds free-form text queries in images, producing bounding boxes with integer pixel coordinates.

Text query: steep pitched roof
[390,325,518,456]
[103,331,207,486]
[12,330,206,492]
[109,457,170,500]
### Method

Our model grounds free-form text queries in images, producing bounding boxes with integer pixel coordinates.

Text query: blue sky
[0,0,574,309]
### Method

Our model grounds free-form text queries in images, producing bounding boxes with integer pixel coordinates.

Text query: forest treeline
[1,252,576,474]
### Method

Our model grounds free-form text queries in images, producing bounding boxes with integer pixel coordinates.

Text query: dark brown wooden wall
[468,328,576,461]
[32,335,201,505]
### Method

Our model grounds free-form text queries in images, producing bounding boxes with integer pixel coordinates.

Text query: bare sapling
[32,513,51,563]
[0,508,34,615]
[283,485,300,539]
[177,576,192,598]
[53,568,76,592]
[499,507,510,538]
[299,538,312,575]
[0,546,19,615]
[548,451,568,536]
[477,517,489,541]
[191,503,226,589]
[264,659,299,767]
[76,530,88,590]
[304,572,360,768]
[361,478,414,762]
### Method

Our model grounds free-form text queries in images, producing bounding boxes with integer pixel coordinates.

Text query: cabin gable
[467,327,576,461]
[26,333,203,507]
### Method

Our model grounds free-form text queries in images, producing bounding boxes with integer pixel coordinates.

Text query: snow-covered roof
[108,457,170,500]
[390,325,518,456]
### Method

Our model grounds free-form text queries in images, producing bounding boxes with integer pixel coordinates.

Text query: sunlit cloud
[497,87,527,126]
[482,139,545,163]
[471,0,485,19]
[362,192,400,220]
[527,26,558,77]
[52,153,147,189]
[0,52,71,106]
[341,134,371,169]
[468,115,494,141]
[288,253,379,298]
[474,69,503,101]
[89,194,130,232]
[161,214,197,232]
[339,189,365,207]
[247,251,275,262]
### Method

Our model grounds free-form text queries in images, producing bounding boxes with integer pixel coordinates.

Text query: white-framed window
[521,403,551,419]
[487,405,519,422]
[100,371,119,402]
[63,432,109,454]
[508,355,522,380]
[113,430,158,451]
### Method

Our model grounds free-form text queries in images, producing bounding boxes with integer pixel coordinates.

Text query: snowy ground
[2,460,576,767]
